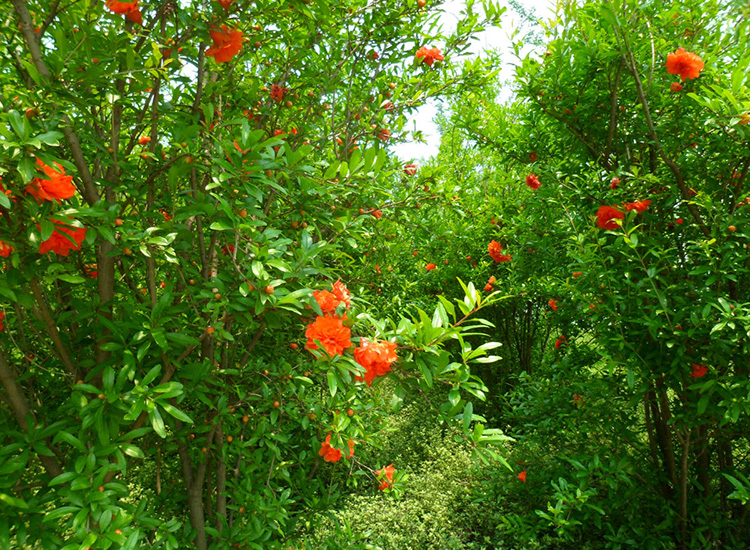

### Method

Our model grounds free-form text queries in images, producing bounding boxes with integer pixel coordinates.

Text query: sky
[395,0,557,162]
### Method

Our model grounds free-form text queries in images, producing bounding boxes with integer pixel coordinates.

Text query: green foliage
[306,396,487,550]
[0,1,506,549]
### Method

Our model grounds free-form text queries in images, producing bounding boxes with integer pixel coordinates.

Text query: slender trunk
[646,389,677,497]
[0,350,62,478]
[216,422,227,528]
[696,424,710,499]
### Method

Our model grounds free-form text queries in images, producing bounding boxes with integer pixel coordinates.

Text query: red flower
[413,250,418,256]
[318,434,343,463]
[529,152,537,162]
[488,240,511,262]
[368,51,379,60]
[666,48,704,81]
[0,311,4,331]
[483,283,493,292]
[572,393,584,407]
[38,221,87,256]
[218,0,233,8]
[624,199,651,213]
[372,209,383,219]
[206,25,243,63]
[670,82,683,92]
[84,264,98,279]
[105,0,142,24]
[517,470,527,483]
[595,205,624,230]
[138,136,151,145]
[331,280,351,309]
[676,218,683,225]
[346,440,355,459]
[26,158,76,202]
[572,272,582,278]
[354,338,398,386]
[377,128,390,141]
[376,463,395,490]
[610,177,620,189]
[690,363,708,378]
[0,241,13,257]
[525,174,541,190]
[548,299,558,311]
[425,263,436,271]
[404,163,417,176]
[415,46,444,67]
[305,315,352,356]
[554,335,567,350]
[313,289,346,315]
[270,84,288,103]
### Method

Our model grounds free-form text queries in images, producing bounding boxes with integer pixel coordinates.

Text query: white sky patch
[395,0,557,163]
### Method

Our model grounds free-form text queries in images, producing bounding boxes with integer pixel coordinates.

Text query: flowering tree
[429,0,750,546]
[0,1,511,548]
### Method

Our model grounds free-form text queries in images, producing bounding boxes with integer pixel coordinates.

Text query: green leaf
[48,472,77,486]
[0,493,28,510]
[159,401,193,423]
[462,402,473,433]
[327,370,338,397]
[121,444,145,459]
[150,408,167,438]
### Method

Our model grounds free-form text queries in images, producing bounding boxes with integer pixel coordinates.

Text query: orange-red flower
[26,158,76,202]
[372,209,382,219]
[0,241,13,257]
[354,338,398,386]
[138,136,151,145]
[404,163,417,176]
[610,177,620,189]
[376,463,395,490]
[206,25,243,63]
[595,205,624,230]
[488,240,511,262]
[624,199,651,213]
[0,311,4,331]
[105,0,142,24]
[218,0,233,8]
[38,221,87,256]
[690,363,708,378]
[666,48,704,81]
[313,290,341,315]
[548,299,558,311]
[517,470,527,483]
[377,128,390,141]
[305,315,352,356]
[314,281,351,314]
[332,280,351,309]
[483,283,493,292]
[346,440,355,459]
[525,174,541,190]
[425,263,436,271]
[270,84,288,103]
[415,46,444,67]
[529,152,537,162]
[670,82,683,92]
[318,434,342,463]
[555,335,567,350]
